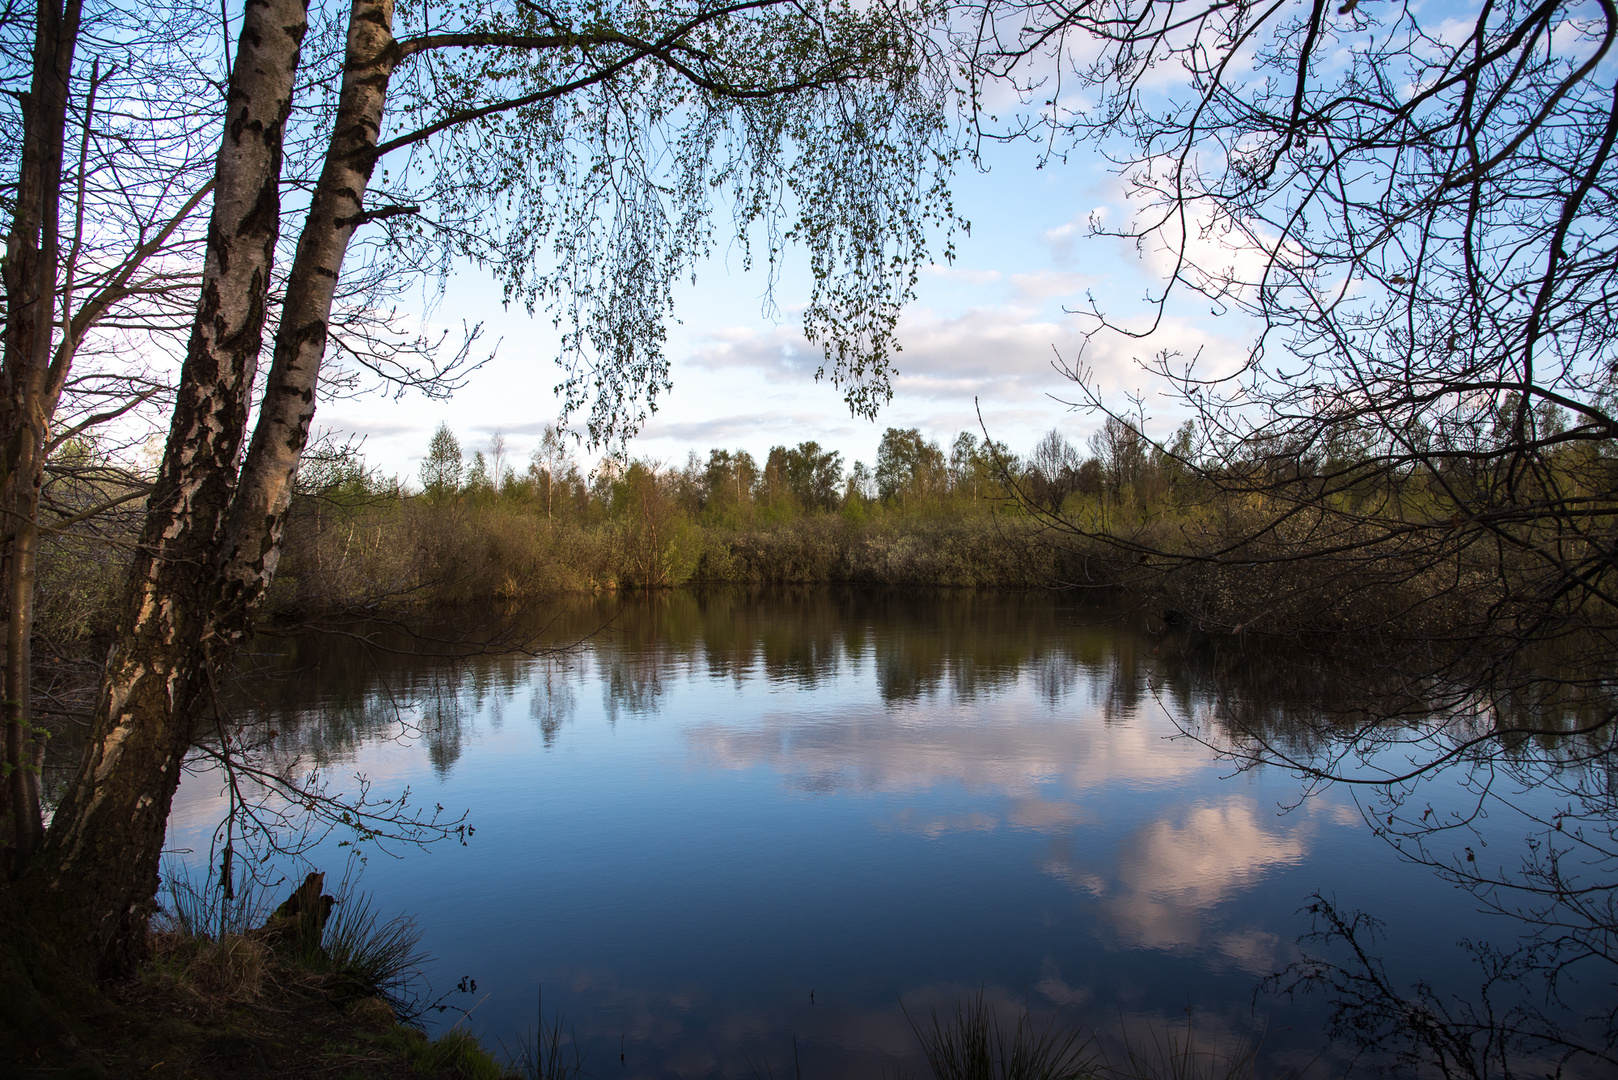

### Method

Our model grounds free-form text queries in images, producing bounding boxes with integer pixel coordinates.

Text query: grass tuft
[306,889,429,1018]
[511,990,588,1080]
[151,863,426,1019]
[906,990,1095,1080]
[408,1025,511,1079]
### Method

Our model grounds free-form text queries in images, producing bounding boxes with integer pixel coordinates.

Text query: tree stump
[260,872,335,955]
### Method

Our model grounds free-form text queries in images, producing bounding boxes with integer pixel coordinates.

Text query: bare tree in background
[965,0,1618,1068]
[1,0,225,868]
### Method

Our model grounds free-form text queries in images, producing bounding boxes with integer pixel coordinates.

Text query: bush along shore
[266,425,1086,612]
[40,417,1559,646]
[36,424,1120,643]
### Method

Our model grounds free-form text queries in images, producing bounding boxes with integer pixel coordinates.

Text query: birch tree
[10,0,958,989]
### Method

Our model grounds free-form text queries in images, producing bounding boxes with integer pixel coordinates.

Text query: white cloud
[1008,270,1096,302]
[921,265,1004,285]
[682,305,1113,409]
[683,324,822,378]
[638,410,859,448]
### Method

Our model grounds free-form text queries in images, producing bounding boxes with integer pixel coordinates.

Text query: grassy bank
[2,872,516,1080]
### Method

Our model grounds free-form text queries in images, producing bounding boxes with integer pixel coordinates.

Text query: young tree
[848,459,875,502]
[487,432,508,493]
[782,440,844,511]
[703,448,759,520]
[948,431,978,499]
[875,426,945,507]
[464,450,493,498]
[420,422,464,499]
[527,423,572,518]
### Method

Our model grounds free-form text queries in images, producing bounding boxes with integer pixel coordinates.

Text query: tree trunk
[2,0,82,871]
[23,0,308,977]
[215,0,400,628]
[24,0,402,978]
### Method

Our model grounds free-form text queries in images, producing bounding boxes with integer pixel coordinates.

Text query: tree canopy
[0,0,966,1026]
[309,0,963,440]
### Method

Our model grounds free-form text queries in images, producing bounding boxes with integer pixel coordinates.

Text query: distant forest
[264,419,1178,607]
[41,418,1186,635]
[44,391,1593,649]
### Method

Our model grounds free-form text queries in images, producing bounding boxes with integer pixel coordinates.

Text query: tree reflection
[1156,630,1618,1074]
[204,587,1618,1072]
[223,589,1370,782]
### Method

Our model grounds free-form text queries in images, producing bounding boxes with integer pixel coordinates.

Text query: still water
[164,588,1591,1077]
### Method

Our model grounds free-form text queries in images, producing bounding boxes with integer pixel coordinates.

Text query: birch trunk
[26,0,400,976]
[25,0,307,975]
[215,0,399,625]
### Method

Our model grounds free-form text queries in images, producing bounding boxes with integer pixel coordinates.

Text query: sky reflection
[162,589,1515,1078]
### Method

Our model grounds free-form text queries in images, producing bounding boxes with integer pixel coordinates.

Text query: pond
[163,588,1612,1077]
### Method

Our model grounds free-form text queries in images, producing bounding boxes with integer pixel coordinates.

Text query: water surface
[165,588,1591,1076]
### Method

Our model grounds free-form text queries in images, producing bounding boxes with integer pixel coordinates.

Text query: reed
[510,990,588,1080]
[905,990,1095,1080]
[298,888,428,1018]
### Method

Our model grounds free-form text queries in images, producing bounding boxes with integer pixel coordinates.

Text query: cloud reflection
[687,703,1312,972]
[1045,799,1309,960]
[686,699,1208,803]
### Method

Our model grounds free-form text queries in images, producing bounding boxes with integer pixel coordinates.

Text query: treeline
[266,400,1611,641]
[262,420,1190,613]
[35,418,1189,640]
[48,402,1601,637]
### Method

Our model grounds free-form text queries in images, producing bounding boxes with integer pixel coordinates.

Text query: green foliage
[465,452,493,500]
[610,460,700,587]
[377,1025,511,1080]
[777,440,845,510]
[421,424,464,501]
[300,442,379,500]
[703,449,760,527]
[876,427,948,506]
[369,0,961,445]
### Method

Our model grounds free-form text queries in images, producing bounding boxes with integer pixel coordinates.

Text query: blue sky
[319,134,1258,485]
